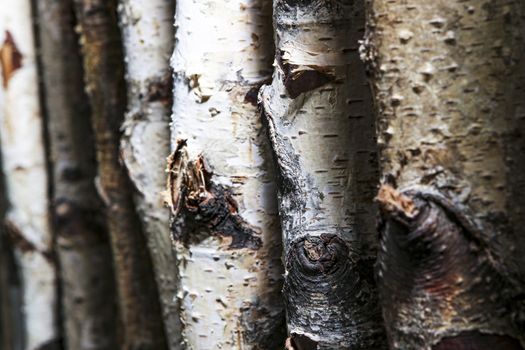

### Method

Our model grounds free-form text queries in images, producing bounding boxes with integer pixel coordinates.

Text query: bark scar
[0,31,23,87]
[166,139,262,249]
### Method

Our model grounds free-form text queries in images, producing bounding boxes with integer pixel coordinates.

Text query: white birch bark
[118,1,182,349]
[0,1,59,349]
[259,0,386,348]
[167,0,285,348]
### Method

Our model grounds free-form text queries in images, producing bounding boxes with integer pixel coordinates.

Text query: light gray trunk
[362,0,525,348]
[259,0,387,348]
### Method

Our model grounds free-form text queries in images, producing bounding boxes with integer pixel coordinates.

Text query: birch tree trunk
[73,1,168,349]
[117,1,182,349]
[166,0,286,348]
[35,1,118,349]
[0,2,60,349]
[362,0,525,348]
[0,149,24,350]
[259,1,386,348]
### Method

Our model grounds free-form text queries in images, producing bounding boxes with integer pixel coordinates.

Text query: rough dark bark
[362,0,525,348]
[35,0,118,349]
[259,0,387,348]
[72,1,168,349]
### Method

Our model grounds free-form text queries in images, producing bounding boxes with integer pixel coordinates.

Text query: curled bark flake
[167,140,262,250]
[0,31,23,87]
[377,186,524,349]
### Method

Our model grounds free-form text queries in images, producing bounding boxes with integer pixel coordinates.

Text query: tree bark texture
[0,146,24,350]
[72,1,168,349]
[362,0,525,349]
[35,1,118,349]
[0,1,60,349]
[167,0,286,348]
[117,1,182,348]
[259,1,387,349]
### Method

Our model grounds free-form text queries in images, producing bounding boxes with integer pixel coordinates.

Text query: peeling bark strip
[170,0,285,348]
[72,1,168,349]
[35,0,118,348]
[0,4,60,349]
[363,0,525,348]
[117,1,182,348]
[259,0,386,348]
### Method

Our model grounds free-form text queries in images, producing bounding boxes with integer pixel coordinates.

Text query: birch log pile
[166,0,286,348]
[0,1,60,349]
[118,1,182,348]
[362,0,525,348]
[36,0,118,349]
[72,0,168,349]
[259,0,387,348]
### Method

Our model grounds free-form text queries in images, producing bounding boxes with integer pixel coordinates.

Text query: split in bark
[72,0,168,349]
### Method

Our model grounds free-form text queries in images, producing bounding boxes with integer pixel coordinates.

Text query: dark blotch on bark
[433,331,523,350]
[278,50,333,99]
[146,74,173,107]
[284,234,385,349]
[291,333,318,350]
[377,187,524,348]
[174,182,262,249]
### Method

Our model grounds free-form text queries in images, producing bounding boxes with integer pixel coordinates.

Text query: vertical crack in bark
[167,140,262,250]
[377,185,525,349]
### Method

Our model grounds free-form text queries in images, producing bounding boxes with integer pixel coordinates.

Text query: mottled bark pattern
[259,0,386,348]
[72,1,168,349]
[36,1,118,348]
[363,0,525,348]
[169,0,285,348]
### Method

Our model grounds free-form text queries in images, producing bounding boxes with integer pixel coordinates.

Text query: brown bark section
[363,0,525,348]
[72,1,167,349]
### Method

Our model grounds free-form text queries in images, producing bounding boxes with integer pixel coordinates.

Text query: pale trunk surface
[362,0,525,349]
[259,0,386,349]
[36,0,118,349]
[167,0,285,349]
[0,1,60,349]
[73,1,168,349]
[118,1,182,348]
